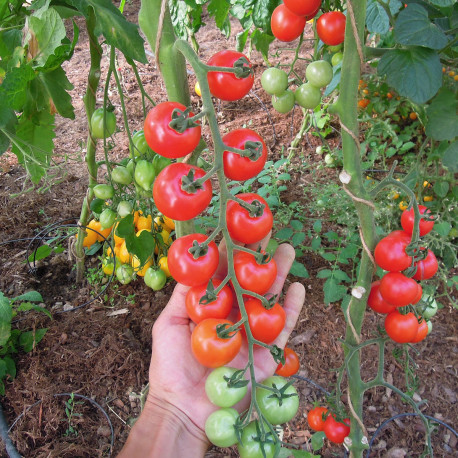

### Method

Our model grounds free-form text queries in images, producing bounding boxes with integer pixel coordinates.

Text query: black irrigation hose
[248,90,278,150]
[3,392,114,457]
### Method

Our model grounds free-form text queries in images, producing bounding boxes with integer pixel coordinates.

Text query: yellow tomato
[81,219,99,248]
[133,210,143,226]
[399,201,408,211]
[113,223,124,247]
[162,215,175,232]
[131,255,152,277]
[449,71,455,77]
[423,180,431,188]
[136,214,152,232]
[118,241,131,264]
[154,228,172,254]
[158,256,171,277]
[195,81,201,97]
[102,257,114,275]
[423,196,434,202]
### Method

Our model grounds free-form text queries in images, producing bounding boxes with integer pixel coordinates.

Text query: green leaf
[366,0,390,34]
[317,269,332,279]
[0,29,22,59]
[433,180,449,198]
[394,4,448,49]
[19,328,48,352]
[0,292,12,347]
[324,278,347,304]
[321,252,336,261]
[0,107,17,154]
[429,0,455,5]
[253,0,280,34]
[275,228,294,239]
[3,356,16,379]
[0,380,4,395]
[290,220,303,231]
[425,88,458,141]
[289,260,309,278]
[434,221,451,237]
[27,245,52,262]
[0,65,36,111]
[311,431,326,451]
[38,67,75,119]
[323,67,341,96]
[90,198,105,214]
[13,291,43,303]
[208,0,231,31]
[236,29,250,52]
[16,303,52,319]
[292,232,305,246]
[250,28,275,58]
[85,241,102,255]
[441,141,458,172]
[333,269,351,282]
[313,220,322,233]
[311,236,321,250]
[324,231,339,241]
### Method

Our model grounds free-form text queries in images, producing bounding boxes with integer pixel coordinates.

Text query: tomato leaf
[19,328,48,352]
[441,141,457,173]
[366,0,389,35]
[90,198,105,214]
[27,244,52,263]
[16,302,52,319]
[0,293,12,347]
[208,0,231,33]
[324,278,347,304]
[0,65,36,111]
[250,28,275,58]
[425,88,458,141]
[378,47,441,104]
[290,260,309,278]
[38,67,75,119]
[85,241,102,255]
[311,431,326,451]
[13,291,43,303]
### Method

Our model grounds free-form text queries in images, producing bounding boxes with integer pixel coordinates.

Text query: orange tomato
[136,214,152,231]
[131,255,152,277]
[158,255,171,277]
[118,241,131,264]
[409,112,417,120]
[358,99,370,109]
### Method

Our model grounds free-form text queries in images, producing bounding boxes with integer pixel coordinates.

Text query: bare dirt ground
[0,3,456,457]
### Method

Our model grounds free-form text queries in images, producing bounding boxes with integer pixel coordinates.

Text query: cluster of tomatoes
[307,406,351,444]
[370,205,438,344]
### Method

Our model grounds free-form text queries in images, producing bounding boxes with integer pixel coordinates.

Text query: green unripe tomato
[129,130,150,157]
[112,166,132,185]
[328,43,343,52]
[116,264,134,285]
[205,367,248,408]
[126,159,135,177]
[295,83,321,109]
[205,408,239,448]
[135,159,156,192]
[238,421,276,458]
[331,52,343,67]
[99,208,117,230]
[117,200,133,217]
[152,154,172,176]
[272,90,295,113]
[261,67,289,95]
[324,153,335,166]
[306,60,333,88]
[426,320,432,335]
[419,295,438,319]
[93,184,114,200]
[91,108,116,139]
[144,267,167,291]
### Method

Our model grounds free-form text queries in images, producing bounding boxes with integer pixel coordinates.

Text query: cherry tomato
[307,406,328,431]
[205,408,239,447]
[316,11,346,46]
[129,129,152,157]
[412,249,438,280]
[384,310,419,343]
[233,250,277,295]
[379,272,422,307]
[272,89,295,113]
[116,264,134,285]
[191,318,242,368]
[99,208,116,230]
[374,233,412,272]
[237,421,276,458]
[295,82,321,109]
[240,297,286,344]
[283,0,322,17]
[271,4,306,42]
[358,99,370,109]
[400,205,434,236]
[153,163,212,221]
[410,319,428,343]
[306,60,333,88]
[167,233,219,287]
[112,166,133,185]
[185,279,234,324]
[276,347,300,377]
[256,376,299,425]
[134,160,155,191]
[261,67,288,95]
[91,108,116,139]
[332,52,343,66]
[144,101,201,158]
[93,184,114,200]
[226,193,273,245]
[117,200,133,217]
[367,281,397,314]
[205,366,248,407]
[207,50,254,101]
[222,129,268,181]
[323,415,350,444]
[144,267,167,291]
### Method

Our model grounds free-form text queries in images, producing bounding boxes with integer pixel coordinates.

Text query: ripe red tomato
[323,415,350,444]
[367,281,397,314]
[226,193,273,245]
[379,272,422,307]
[400,205,434,236]
[222,129,268,181]
[239,297,286,344]
[412,249,438,280]
[271,4,306,42]
[410,319,428,343]
[384,310,419,343]
[207,50,254,101]
[374,233,412,272]
[276,347,300,377]
[283,0,321,17]
[316,11,346,46]
[185,279,234,324]
[167,234,219,287]
[233,250,277,295]
[153,163,212,221]
[191,318,242,368]
[144,101,201,158]
[386,230,411,241]
[307,406,328,432]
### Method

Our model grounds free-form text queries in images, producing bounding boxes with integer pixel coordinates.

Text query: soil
[0,3,457,458]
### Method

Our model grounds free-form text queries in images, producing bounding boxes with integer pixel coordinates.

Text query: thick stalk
[75,9,102,283]
[139,0,194,237]
[333,1,374,456]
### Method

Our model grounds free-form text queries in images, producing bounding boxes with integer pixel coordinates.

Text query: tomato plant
[323,415,350,444]
[205,366,248,407]
[400,205,434,236]
[384,310,419,343]
[316,11,346,46]
[91,108,116,139]
[379,272,422,307]
[374,233,412,272]
[276,347,300,377]
[307,406,328,431]
[271,4,306,42]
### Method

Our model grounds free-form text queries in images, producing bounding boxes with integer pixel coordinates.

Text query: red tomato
[239,297,286,344]
[400,205,434,236]
[227,193,273,245]
[207,50,254,101]
[233,250,277,295]
[386,230,411,241]
[379,272,422,307]
[323,415,350,444]
[167,234,219,287]
[153,163,212,221]
[316,11,346,46]
[374,233,412,272]
[384,310,419,343]
[307,406,328,431]
[271,4,306,42]
[412,249,438,280]
[283,0,321,17]
[367,281,397,314]
[191,318,242,368]
[276,347,300,377]
[144,101,201,158]
[185,279,234,324]
[410,319,428,343]
[223,129,268,181]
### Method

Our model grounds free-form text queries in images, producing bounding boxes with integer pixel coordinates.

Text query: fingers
[268,243,296,297]
[157,283,190,321]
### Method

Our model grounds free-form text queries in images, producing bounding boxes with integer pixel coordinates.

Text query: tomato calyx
[232,56,254,79]
[198,279,219,304]
[181,168,206,193]
[188,239,212,259]
[227,140,264,161]
[168,106,202,133]
[258,380,298,406]
[216,321,242,339]
[270,345,285,365]
[224,369,249,389]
